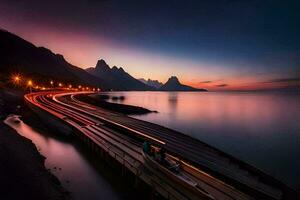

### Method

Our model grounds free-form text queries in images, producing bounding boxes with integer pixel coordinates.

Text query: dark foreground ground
[0,88,68,200]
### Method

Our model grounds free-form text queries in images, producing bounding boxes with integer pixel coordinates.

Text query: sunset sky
[0,0,299,90]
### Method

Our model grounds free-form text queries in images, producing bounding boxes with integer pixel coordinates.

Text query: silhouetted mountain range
[86,59,153,90]
[0,28,107,88]
[138,78,163,89]
[0,29,207,91]
[160,76,207,91]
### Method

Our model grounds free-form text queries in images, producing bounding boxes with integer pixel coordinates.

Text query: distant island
[0,28,207,92]
[160,76,207,91]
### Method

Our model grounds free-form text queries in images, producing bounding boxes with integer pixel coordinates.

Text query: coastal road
[24,91,288,200]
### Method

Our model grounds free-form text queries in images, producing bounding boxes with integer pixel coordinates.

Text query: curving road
[24,91,290,200]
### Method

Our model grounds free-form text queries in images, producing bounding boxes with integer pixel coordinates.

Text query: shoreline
[0,120,69,200]
[0,88,69,200]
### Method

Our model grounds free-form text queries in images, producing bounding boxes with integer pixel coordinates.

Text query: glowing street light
[27,80,33,86]
[78,85,82,89]
[68,84,72,89]
[12,75,21,85]
[27,80,33,93]
[59,83,62,87]
[14,76,20,82]
[50,81,54,86]
[97,88,100,92]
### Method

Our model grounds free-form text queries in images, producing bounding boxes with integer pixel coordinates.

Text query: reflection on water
[105,91,300,189]
[4,115,124,200]
[168,92,178,112]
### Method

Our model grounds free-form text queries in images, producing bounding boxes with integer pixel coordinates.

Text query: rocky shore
[0,88,68,200]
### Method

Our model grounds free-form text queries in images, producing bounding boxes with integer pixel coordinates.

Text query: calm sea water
[105,91,300,189]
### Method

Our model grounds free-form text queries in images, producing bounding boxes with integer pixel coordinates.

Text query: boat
[142,146,215,200]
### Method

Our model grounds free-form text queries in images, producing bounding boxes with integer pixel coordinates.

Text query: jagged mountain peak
[97,58,107,65]
[96,59,110,69]
[118,67,125,72]
[111,66,125,74]
[111,66,118,70]
[166,76,180,84]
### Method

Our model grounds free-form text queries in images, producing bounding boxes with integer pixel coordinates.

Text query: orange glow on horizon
[184,75,300,91]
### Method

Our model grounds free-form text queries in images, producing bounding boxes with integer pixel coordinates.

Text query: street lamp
[14,76,20,82]
[12,75,21,85]
[27,80,33,93]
